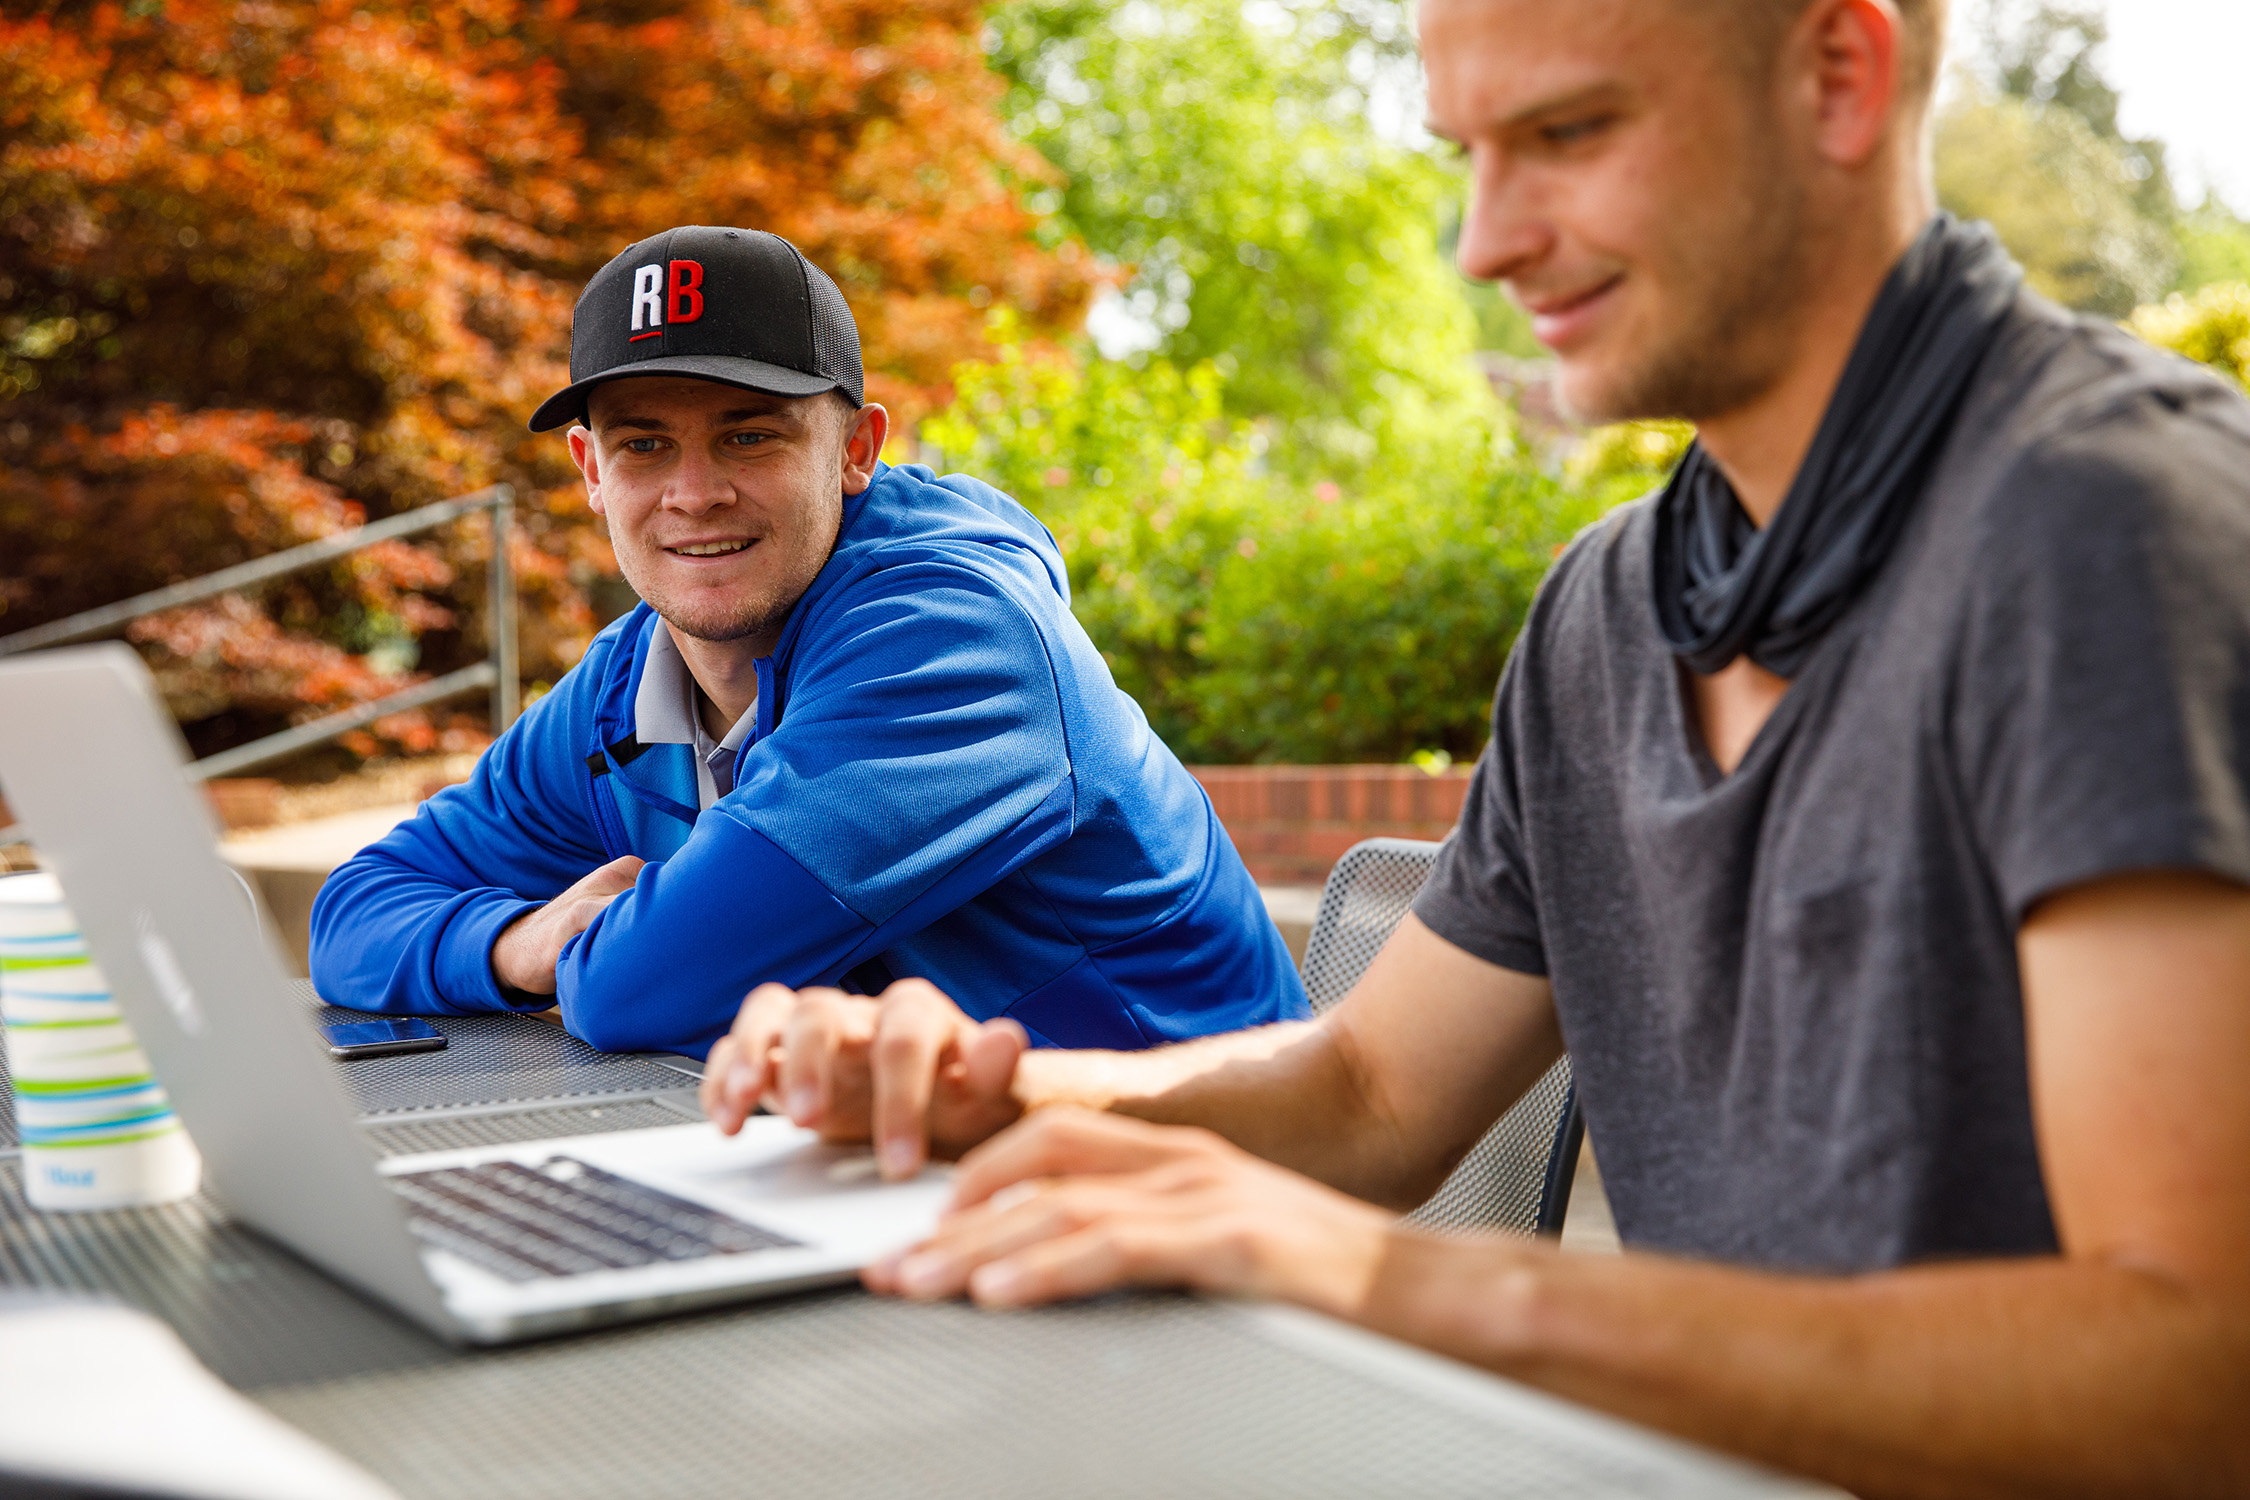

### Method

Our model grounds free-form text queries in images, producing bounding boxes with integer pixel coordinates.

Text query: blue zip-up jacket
[309,463,1307,1057]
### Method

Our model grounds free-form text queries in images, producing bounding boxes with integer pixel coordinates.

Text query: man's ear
[1800,0,1903,169]
[840,402,890,496]
[567,424,607,516]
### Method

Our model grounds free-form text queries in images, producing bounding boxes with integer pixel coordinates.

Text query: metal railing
[0,486,517,841]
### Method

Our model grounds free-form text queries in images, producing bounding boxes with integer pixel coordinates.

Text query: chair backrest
[1300,838,1582,1237]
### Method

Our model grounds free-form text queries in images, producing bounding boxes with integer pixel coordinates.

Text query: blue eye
[624,437,662,453]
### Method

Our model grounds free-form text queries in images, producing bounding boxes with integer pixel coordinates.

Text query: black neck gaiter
[1650,214,2023,678]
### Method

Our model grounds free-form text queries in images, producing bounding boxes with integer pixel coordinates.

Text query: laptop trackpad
[562,1119,954,1260]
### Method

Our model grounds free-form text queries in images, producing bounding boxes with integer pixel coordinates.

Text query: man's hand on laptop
[864,1107,1395,1316]
[701,979,1027,1179]
[489,856,646,996]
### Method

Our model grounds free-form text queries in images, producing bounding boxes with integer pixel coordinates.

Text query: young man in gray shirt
[697,0,2250,1490]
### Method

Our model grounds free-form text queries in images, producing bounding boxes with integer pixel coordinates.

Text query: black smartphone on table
[319,1017,448,1059]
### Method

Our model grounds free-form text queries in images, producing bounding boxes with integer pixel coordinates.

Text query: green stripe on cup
[12,1075,156,1095]
[32,1125,184,1149]
[0,956,92,971]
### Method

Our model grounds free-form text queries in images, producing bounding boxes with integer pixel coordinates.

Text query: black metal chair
[1297,837,1583,1236]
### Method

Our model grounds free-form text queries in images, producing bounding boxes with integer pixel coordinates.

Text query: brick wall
[1188,764,1471,887]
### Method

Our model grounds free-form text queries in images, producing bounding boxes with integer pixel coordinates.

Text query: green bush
[921,339,1256,723]
[2130,282,2250,391]
[925,341,1629,762]
[1563,419,1696,511]
[1935,84,2179,316]
[2174,208,2250,296]
[1180,463,1601,761]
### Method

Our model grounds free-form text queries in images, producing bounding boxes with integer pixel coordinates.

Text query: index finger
[704,984,798,1133]
[777,988,861,1128]
[949,1108,1213,1209]
[699,1032,742,1128]
[868,988,964,1180]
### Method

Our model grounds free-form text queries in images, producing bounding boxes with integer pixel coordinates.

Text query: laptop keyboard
[390,1157,802,1284]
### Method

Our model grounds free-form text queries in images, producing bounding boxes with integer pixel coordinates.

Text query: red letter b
[668,260,705,324]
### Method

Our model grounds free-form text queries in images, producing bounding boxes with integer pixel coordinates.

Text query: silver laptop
[0,644,950,1345]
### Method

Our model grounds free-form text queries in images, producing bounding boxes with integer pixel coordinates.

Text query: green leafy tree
[0,0,1094,761]
[1935,82,2177,315]
[1946,2,2250,304]
[1980,2,2177,222]
[983,0,1491,477]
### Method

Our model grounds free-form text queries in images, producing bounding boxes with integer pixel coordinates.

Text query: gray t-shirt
[1416,295,2250,1273]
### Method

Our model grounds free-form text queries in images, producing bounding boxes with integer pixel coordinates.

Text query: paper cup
[1,873,201,1211]
[0,874,76,946]
[16,1126,202,1211]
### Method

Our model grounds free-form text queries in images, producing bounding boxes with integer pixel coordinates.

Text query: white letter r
[630,264,664,332]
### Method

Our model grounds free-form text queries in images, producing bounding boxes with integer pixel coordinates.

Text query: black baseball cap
[529,225,865,433]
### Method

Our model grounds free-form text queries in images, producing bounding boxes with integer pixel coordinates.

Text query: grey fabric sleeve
[1412,655,1549,977]
[1955,379,2250,922]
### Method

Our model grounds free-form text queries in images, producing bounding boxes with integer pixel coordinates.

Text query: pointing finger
[869,991,955,1180]
[776,990,845,1128]
[701,1033,746,1133]
[728,984,799,1111]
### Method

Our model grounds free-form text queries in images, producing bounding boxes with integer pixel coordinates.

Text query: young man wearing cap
[695,0,2250,1491]
[309,227,1307,1134]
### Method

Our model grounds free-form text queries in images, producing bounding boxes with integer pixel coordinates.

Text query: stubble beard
[647,587,795,645]
[619,507,843,647]
[1555,154,1813,429]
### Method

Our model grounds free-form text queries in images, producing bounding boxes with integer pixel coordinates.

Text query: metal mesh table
[1,972,1819,1497]
[299,981,702,1116]
[2,981,707,1160]
[305,977,714,1155]
[0,1157,1812,1499]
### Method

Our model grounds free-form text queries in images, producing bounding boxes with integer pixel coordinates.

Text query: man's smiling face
[1423,0,1813,426]
[569,376,861,649]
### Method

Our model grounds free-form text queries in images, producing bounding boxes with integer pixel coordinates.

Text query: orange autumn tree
[0,0,1094,761]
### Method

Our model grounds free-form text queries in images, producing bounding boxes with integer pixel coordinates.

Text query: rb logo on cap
[628,260,705,341]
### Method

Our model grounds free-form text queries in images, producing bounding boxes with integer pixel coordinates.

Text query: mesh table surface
[1299,839,1578,1236]
[0,982,701,1157]
[0,1157,443,1388]
[0,1159,1799,1500]
[301,981,702,1116]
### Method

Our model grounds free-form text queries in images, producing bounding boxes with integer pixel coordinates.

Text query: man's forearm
[308,849,541,1016]
[1010,915,1566,1209]
[1012,1019,1427,1205]
[1008,1019,1315,1118]
[1364,1234,2250,1499]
